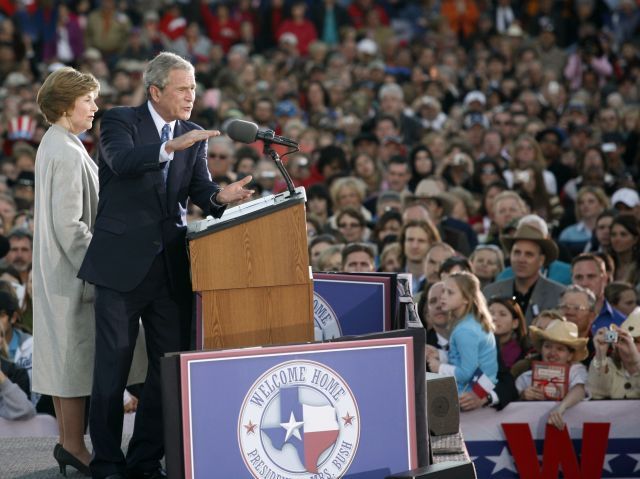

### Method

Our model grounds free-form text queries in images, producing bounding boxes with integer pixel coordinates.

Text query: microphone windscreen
[226,119,258,144]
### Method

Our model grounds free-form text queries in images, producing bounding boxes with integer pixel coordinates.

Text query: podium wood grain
[189,201,314,349]
[190,203,309,291]
[201,284,314,349]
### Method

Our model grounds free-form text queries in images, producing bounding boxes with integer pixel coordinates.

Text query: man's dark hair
[571,252,606,273]
[439,256,472,276]
[7,228,33,245]
[317,145,348,174]
[388,155,409,169]
[341,242,375,265]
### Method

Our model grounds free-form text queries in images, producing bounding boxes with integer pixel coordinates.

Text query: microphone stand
[263,142,298,197]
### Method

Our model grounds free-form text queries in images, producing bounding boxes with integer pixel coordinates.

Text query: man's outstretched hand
[217,175,255,204]
[165,129,220,154]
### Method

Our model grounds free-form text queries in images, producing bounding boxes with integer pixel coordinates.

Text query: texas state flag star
[280,411,304,442]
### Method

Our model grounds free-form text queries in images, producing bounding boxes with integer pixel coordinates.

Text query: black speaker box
[385,460,476,479]
[426,376,460,437]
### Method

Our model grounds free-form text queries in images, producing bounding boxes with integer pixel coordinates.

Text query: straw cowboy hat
[529,319,589,362]
[501,223,559,266]
[621,308,640,338]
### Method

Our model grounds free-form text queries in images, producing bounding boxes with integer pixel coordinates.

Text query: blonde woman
[505,134,557,195]
[33,66,101,476]
[559,186,608,255]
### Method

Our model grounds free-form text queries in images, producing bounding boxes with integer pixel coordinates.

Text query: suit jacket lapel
[136,104,168,214]
[136,104,160,144]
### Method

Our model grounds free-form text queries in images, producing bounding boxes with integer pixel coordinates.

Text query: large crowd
[0,0,639,452]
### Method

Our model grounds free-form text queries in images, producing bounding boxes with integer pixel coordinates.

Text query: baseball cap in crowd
[275,100,299,117]
[567,99,587,113]
[9,171,35,189]
[569,122,591,136]
[3,72,29,89]
[463,112,490,130]
[382,136,407,155]
[84,47,102,62]
[611,188,640,209]
[506,24,524,37]
[279,32,298,47]
[535,127,565,145]
[357,38,378,56]
[539,17,555,33]
[463,90,486,108]
[144,11,159,22]
[368,60,386,72]
[352,132,379,147]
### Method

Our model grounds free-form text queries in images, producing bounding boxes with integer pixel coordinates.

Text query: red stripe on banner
[304,430,339,473]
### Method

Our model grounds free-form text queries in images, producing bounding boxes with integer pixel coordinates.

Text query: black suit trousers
[89,253,191,478]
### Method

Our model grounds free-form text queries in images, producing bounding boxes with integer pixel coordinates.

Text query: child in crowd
[516,319,588,430]
[510,309,566,378]
[488,297,528,369]
[469,244,504,288]
[0,289,36,406]
[588,310,640,399]
[0,323,35,420]
[427,272,498,393]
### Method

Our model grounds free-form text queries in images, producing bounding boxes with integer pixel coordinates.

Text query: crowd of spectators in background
[1,0,639,425]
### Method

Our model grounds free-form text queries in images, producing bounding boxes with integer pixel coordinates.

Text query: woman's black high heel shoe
[54,445,91,477]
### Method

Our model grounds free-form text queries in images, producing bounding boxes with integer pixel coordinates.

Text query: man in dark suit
[79,52,253,479]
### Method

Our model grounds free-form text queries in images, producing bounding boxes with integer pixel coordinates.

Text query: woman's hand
[614,326,640,374]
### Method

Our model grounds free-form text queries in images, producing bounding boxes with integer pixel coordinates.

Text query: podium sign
[178,338,417,478]
[313,273,392,341]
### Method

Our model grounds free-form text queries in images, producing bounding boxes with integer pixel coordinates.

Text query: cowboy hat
[501,223,559,266]
[529,319,589,362]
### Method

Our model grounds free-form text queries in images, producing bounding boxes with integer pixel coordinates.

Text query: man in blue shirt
[571,253,626,334]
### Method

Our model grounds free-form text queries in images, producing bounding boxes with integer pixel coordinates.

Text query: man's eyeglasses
[208,153,229,159]
[558,304,590,312]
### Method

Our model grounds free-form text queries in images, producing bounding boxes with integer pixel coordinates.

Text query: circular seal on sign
[313,292,342,341]
[238,360,360,478]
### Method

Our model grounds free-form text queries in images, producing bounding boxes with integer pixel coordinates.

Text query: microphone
[226,119,299,148]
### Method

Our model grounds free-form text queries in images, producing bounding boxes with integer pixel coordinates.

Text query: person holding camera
[588,311,640,399]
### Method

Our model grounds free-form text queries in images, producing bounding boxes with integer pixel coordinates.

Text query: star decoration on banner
[602,454,619,473]
[485,446,518,475]
[244,420,257,435]
[280,411,304,442]
[342,412,355,426]
[629,454,640,473]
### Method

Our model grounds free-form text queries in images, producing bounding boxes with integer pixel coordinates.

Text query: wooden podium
[186,188,313,350]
